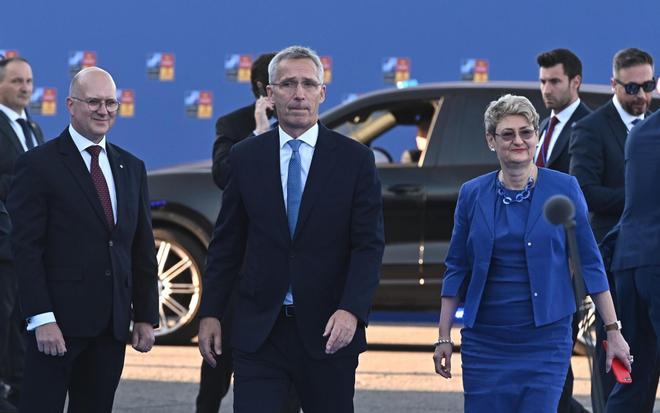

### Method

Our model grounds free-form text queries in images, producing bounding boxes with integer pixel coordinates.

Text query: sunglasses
[614,78,657,95]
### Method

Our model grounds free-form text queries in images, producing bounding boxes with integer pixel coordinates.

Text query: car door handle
[387,184,423,195]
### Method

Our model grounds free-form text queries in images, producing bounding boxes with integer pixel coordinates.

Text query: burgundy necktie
[86,146,114,228]
[536,116,559,167]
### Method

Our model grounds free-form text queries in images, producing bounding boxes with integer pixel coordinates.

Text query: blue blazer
[442,168,609,328]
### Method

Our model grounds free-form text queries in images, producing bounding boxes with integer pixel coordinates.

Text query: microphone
[544,194,605,413]
[543,195,575,226]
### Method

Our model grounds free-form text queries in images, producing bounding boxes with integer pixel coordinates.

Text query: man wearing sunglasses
[569,47,656,410]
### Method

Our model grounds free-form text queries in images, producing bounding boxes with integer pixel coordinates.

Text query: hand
[254,96,274,135]
[433,343,453,379]
[35,322,67,356]
[132,322,155,353]
[323,309,358,354]
[605,330,632,373]
[198,317,222,367]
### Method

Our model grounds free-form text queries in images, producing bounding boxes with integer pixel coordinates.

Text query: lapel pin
[120,164,124,169]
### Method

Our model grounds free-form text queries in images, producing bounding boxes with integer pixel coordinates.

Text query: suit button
[108,240,114,247]
[289,253,295,259]
[527,242,532,247]
[105,269,111,276]
[533,292,538,297]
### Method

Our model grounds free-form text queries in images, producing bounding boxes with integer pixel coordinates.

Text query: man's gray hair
[484,94,539,136]
[268,46,324,84]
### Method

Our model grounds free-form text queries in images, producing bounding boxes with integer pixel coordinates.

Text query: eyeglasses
[70,96,120,112]
[493,128,536,142]
[270,80,322,93]
[614,78,657,95]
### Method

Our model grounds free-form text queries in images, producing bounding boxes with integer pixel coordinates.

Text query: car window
[332,99,441,168]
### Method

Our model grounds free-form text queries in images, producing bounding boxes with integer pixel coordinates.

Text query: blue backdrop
[3,0,659,169]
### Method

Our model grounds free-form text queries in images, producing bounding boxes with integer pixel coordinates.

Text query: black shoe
[0,397,17,413]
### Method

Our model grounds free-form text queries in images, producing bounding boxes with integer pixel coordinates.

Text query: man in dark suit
[198,45,384,412]
[607,109,660,412]
[569,47,656,410]
[536,48,592,413]
[200,52,300,413]
[7,67,159,413]
[0,56,44,411]
[211,52,276,190]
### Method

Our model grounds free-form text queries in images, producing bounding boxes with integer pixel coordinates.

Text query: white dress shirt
[0,103,38,151]
[279,123,318,304]
[612,95,645,131]
[26,125,118,331]
[534,98,581,163]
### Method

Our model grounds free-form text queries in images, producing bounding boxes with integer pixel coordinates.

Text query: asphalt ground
[113,324,660,412]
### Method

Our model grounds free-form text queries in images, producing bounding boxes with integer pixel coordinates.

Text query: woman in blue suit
[432,95,631,412]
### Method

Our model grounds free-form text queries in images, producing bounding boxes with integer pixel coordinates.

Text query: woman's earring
[489,146,495,152]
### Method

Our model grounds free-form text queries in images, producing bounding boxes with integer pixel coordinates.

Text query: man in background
[0,56,44,411]
[536,48,591,413]
[570,47,656,410]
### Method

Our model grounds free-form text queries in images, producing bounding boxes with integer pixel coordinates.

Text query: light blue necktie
[284,139,302,305]
[287,139,303,238]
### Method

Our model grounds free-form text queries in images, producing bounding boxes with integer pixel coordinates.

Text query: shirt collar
[68,124,107,154]
[612,95,644,129]
[551,98,581,124]
[0,103,27,121]
[279,123,319,150]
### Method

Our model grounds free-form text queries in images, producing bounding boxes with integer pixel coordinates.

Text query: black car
[148,81,659,343]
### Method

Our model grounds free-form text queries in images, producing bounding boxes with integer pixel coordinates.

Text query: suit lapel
[0,111,25,155]
[604,101,628,152]
[476,172,496,238]
[261,130,290,239]
[293,124,338,240]
[526,168,551,235]
[57,130,110,230]
[106,143,126,229]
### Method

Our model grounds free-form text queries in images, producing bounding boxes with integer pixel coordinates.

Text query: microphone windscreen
[544,195,575,225]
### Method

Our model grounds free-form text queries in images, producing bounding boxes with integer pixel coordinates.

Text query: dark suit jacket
[0,110,44,201]
[0,200,11,262]
[612,110,660,271]
[211,103,256,189]
[200,123,385,359]
[442,169,609,328]
[541,101,591,173]
[569,100,631,242]
[7,128,159,342]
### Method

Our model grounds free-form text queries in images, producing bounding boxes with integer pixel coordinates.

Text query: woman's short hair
[484,94,539,136]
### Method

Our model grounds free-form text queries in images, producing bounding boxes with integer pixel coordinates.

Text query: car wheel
[153,227,204,344]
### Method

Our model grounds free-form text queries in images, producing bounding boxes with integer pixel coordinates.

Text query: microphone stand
[564,218,605,413]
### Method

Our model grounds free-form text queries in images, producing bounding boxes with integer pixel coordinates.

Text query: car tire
[153,227,205,344]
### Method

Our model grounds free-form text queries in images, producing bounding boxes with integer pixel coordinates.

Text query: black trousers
[195,305,301,413]
[19,328,126,413]
[0,261,23,403]
[606,267,660,413]
[233,312,358,413]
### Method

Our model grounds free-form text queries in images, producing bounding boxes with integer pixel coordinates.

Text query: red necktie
[536,116,559,167]
[86,146,114,229]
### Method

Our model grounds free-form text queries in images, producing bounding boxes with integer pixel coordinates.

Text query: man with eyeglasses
[0,56,45,413]
[199,45,384,412]
[569,47,657,411]
[201,52,301,413]
[6,67,159,413]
